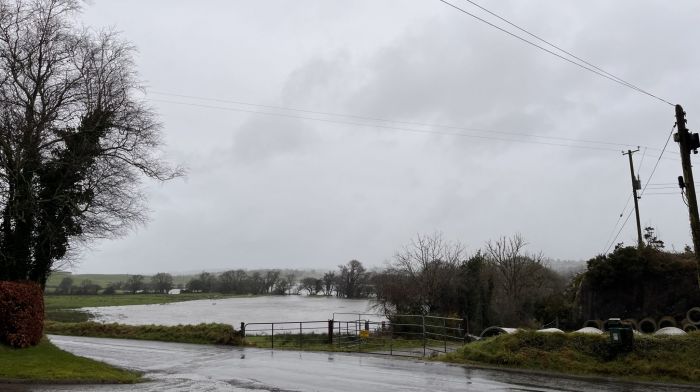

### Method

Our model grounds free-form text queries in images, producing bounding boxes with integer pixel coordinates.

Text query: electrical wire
[604,208,635,254]
[457,0,671,105]
[602,124,676,254]
[644,192,682,196]
[637,147,647,175]
[600,194,633,255]
[149,98,628,152]
[147,90,648,151]
[436,0,674,106]
[639,124,676,197]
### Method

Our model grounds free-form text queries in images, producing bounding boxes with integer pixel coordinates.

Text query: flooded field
[84,295,374,326]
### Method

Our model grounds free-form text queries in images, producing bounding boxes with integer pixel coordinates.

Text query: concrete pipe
[687,307,700,325]
[622,319,639,331]
[479,326,518,339]
[583,319,603,330]
[681,319,698,332]
[658,316,677,329]
[638,317,658,334]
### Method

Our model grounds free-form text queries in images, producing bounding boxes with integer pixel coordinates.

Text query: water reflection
[84,295,374,326]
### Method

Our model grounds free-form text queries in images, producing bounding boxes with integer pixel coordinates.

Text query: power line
[149,98,628,152]
[639,124,676,197]
[644,192,682,195]
[147,91,648,151]
[637,147,647,175]
[604,208,635,254]
[457,0,669,104]
[436,0,674,106]
[644,185,680,190]
[602,124,676,254]
[147,91,680,159]
[647,182,700,186]
[600,193,633,255]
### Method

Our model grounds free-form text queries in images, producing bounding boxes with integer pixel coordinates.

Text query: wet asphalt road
[5,335,698,392]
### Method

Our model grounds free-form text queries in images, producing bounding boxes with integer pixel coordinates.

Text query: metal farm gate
[242,313,465,357]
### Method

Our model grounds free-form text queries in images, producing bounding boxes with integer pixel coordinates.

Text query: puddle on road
[18,336,698,392]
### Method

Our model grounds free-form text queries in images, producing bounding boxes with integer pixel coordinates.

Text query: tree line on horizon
[45,228,700,334]
[49,260,376,299]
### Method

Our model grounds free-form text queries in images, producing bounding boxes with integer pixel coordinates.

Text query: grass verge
[245,333,429,353]
[0,338,141,383]
[439,330,700,384]
[45,321,243,346]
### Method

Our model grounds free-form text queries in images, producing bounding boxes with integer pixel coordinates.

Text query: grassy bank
[440,331,700,384]
[46,321,243,346]
[0,338,141,383]
[44,293,242,323]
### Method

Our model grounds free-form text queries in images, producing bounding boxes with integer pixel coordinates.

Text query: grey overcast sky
[73,0,700,274]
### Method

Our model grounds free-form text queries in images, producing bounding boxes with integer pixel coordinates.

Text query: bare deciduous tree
[387,232,464,313]
[321,271,335,296]
[485,234,545,302]
[151,272,173,294]
[0,0,182,285]
[485,234,551,324]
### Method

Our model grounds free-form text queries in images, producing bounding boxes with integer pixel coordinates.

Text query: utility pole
[622,149,643,249]
[674,104,700,287]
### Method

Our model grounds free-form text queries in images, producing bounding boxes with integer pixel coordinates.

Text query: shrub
[0,281,44,348]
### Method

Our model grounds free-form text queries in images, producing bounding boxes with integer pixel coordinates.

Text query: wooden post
[328,319,333,345]
[676,104,700,287]
[623,149,643,249]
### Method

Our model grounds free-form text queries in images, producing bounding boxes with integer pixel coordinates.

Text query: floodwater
[84,295,374,326]
[6,336,697,392]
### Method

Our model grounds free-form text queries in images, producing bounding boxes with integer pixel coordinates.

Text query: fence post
[271,323,274,349]
[462,316,468,343]
[299,322,303,349]
[365,320,369,331]
[443,318,447,353]
[328,319,334,344]
[240,322,245,338]
[389,321,393,356]
[422,315,426,357]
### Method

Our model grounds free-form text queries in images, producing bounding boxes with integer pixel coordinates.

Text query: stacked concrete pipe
[622,319,639,331]
[583,319,603,330]
[687,307,700,325]
[681,319,698,332]
[638,317,658,334]
[658,316,677,329]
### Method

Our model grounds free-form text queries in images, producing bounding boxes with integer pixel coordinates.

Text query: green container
[607,318,634,352]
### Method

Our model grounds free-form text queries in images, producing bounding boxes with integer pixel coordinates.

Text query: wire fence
[242,313,465,357]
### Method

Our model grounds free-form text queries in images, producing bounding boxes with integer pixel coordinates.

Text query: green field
[0,338,141,383]
[45,272,195,290]
[440,330,700,384]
